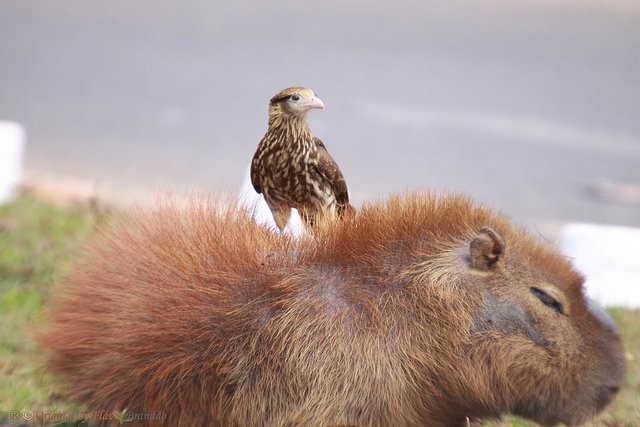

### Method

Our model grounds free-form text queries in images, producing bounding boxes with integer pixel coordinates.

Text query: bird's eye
[530,287,564,314]
[290,94,300,101]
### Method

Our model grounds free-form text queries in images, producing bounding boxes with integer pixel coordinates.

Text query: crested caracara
[250,87,352,231]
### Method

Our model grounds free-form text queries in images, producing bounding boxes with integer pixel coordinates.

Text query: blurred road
[1,0,639,231]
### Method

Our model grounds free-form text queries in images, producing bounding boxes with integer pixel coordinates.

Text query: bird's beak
[302,96,325,111]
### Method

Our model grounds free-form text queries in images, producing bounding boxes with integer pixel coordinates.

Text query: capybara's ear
[470,227,505,271]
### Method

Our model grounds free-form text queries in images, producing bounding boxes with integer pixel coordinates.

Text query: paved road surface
[1,0,639,232]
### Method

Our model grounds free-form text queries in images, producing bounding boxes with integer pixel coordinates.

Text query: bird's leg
[299,208,315,230]
[270,206,292,232]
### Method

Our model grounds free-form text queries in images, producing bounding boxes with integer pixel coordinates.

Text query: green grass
[0,195,638,426]
[0,195,102,422]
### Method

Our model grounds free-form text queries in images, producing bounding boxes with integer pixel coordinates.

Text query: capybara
[38,193,625,426]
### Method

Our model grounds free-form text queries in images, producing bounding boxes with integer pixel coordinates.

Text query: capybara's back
[39,193,625,426]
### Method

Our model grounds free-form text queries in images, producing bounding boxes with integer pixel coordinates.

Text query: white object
[239,165,304,237]
[0,121,26,205]
[561,223,640,308]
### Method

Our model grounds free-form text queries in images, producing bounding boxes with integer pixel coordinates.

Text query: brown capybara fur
[38,193,625,426]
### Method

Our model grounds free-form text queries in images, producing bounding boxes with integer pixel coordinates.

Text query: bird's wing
[313,137,350,208]
[250,147,262,194]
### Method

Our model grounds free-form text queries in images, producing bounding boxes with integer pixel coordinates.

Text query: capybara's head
[38,193,625,426]
[452,226,625,425]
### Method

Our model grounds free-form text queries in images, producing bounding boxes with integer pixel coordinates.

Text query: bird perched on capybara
[38,193,624,426]
[251,87,352,231]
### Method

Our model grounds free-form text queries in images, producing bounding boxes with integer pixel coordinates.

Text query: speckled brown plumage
[251,87,351,231]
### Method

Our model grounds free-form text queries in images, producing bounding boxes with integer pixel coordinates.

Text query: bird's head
[268,87,324,126]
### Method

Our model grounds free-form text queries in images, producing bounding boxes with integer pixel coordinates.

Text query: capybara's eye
[530,287,564,314]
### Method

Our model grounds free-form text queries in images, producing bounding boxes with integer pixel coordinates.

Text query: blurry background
[1,0,639,233]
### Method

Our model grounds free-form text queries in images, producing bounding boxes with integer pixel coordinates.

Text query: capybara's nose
[596,385,621,411]
[605,385,621,399]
